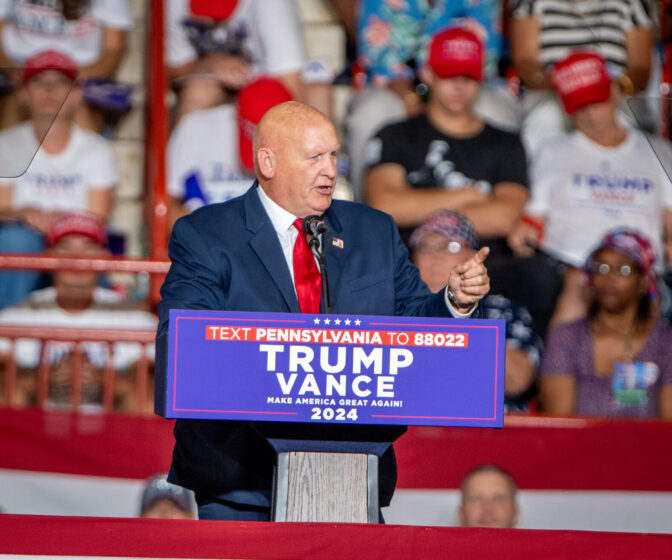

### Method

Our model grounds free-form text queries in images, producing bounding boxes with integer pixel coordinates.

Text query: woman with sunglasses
[539,228,672,418]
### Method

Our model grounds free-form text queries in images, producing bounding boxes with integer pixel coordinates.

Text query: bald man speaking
[157,102,490,521]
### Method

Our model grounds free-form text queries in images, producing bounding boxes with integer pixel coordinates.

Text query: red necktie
[292,218,322,314]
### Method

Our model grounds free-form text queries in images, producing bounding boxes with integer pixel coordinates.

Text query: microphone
[301,215,331,313]
[302,215,328,237]
[302,215,328,254]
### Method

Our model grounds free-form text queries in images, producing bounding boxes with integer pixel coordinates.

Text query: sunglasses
[591,261,634,277]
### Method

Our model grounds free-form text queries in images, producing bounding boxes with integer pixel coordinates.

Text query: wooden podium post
[263,438,393,523]
[273,452,376,523]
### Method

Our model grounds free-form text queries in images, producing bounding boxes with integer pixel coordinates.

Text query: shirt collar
[257,184,298,236]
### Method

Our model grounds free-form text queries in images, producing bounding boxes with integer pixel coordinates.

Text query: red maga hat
[46,213,107,247]
[236,76,294,171]
[427,27,484,82]
[552,52,611,114]
[23,50,78,84]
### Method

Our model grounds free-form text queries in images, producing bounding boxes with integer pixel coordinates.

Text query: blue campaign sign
[162,309,506,428]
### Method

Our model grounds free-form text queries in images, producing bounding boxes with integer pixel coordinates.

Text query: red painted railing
[0,254,166,413]
[0,325,156,414]
[0,253,170,274]
[144,0,169,303]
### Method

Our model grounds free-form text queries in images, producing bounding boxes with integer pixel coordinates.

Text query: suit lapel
[323,206,344,312]
[244,184,301,313]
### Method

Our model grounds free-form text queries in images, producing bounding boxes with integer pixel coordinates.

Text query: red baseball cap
[47,213,107,247]
[236,77,293,171]
[190,0,238,21]
[552,52,612,114]
[23,50,78,84]
[427,27,484,82]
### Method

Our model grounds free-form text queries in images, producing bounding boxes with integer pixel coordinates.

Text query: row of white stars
[313,317,361,326]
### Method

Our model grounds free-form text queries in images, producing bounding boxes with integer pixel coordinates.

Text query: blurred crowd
[0,0,672,421]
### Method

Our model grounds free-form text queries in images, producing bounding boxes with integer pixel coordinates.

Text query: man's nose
[479,496,497,509]
[40,79,61,92]
[323,155,337,179]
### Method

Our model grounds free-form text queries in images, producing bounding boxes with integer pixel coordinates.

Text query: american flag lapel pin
[332,237,344,249]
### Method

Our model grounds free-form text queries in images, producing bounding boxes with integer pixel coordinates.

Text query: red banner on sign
[205,325,469,348]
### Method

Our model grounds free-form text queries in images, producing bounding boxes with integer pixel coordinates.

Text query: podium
[156,310,505,523]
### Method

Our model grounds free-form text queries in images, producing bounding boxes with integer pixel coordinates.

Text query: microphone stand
[307,235,331,314]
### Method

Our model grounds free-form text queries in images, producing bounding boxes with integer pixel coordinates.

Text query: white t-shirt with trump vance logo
[0,122,118,212]
[526,129,672,270]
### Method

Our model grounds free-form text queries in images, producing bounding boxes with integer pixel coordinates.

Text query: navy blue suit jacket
[157,184,471,506]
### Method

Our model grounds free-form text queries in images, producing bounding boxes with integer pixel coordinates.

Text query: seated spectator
[0,0,133,131]
[458,463,519,529]
[411,210,542,411]
[165,0,331,121]
[510,0,655,159]
[509,52,672,327]
[167,76,292,229]
[347,0,519,200]
[365,27,528,259]
[0,213,157,411]
[139,473,196,520]
[540,229,672,419]
[0,50,118,309]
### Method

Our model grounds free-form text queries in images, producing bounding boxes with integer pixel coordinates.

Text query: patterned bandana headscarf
[584,228,658,300]
[409,209,480,251]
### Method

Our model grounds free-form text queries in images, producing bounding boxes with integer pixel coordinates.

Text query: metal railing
[0,253,170,275]
[0,325,156,414]
[0,254,168,414]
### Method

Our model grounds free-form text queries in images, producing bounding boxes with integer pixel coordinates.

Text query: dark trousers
[196,495,271,521]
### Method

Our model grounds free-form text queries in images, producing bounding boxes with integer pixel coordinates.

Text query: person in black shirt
[363,26,529,258]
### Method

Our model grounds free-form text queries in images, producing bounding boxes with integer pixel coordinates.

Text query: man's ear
[256,147,275,179]
[457,505,466,527]
[512,503,519,528]
[418,66,434,89]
